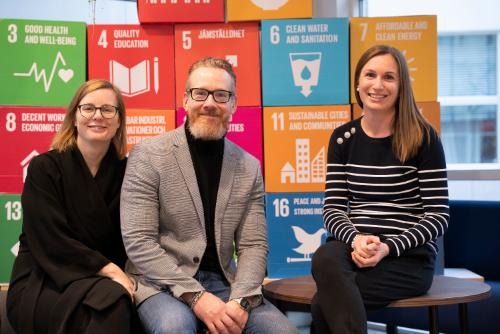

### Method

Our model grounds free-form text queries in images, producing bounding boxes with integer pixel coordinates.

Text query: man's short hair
[186,57,236,91]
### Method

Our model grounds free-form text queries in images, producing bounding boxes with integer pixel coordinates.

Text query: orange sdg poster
[226,0,312,22]
[174,22,261,108]
[350,16,437,103]
[264,105,351,192]
[352,101,440,133]
[126,109,175,153]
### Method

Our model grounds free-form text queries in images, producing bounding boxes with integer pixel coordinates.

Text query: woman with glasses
[6,79,143,333]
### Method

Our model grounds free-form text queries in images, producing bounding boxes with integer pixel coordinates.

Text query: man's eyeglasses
[187,88,233,103]
[77,104,119,119]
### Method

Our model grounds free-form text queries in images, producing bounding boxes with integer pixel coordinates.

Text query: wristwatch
[233,295,263,312]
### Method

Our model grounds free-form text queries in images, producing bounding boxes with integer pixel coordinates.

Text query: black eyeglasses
[77,104,119,119]
[187,88,233,103]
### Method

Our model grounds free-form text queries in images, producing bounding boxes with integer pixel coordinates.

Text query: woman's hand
[98,262,135,301]
[351,235,389,268]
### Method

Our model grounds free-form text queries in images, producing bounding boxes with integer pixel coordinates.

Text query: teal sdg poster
[0,19,86,107]
[261,18,349,106]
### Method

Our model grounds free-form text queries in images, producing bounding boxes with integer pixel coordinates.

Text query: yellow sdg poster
[350,16,437,103]
[263,105,351,192]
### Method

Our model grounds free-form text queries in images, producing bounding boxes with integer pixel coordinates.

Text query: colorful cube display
[137,0,224,23]
[0,106,65,193]
[0,194,22,283]
[88,24,175,109]
[0,19,86,107]
[266,192,326,278]
[350,15,437,102]
[226,0,312,22]
[261,18,349,106]
[174,22,261,108]
[263,105,351,192]
[176,106,263,167]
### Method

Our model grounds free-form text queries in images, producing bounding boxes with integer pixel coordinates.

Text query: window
[363,0,500,198]
[439,34,498,166]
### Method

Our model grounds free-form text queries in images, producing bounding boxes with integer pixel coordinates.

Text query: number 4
[98,30,108,48]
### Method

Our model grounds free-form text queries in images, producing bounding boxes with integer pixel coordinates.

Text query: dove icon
[287,226,326,263]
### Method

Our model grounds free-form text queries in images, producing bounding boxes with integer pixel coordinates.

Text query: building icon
[280,138,325,184]
[20,150,39,183]
[296,139,310,183]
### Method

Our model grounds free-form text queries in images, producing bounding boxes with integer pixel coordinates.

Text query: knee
[311,241,347,276]
[246,302,299,334]
[138,295,197,334]
[140,312,197,334]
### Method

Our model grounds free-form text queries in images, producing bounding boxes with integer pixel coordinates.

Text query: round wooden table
[263,275,491,334]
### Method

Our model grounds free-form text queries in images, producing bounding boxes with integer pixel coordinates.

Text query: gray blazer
[120,126,267,305]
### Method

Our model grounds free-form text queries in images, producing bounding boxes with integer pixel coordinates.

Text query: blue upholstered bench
[368,200,500,333]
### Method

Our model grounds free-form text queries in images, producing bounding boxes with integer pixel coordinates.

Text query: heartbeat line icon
[13,51,74,92]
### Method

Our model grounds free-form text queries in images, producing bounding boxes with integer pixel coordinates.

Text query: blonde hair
[51,79,127,159]
[354,45,431,162]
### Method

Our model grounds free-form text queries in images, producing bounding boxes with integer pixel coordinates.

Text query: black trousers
[311,240,435,334]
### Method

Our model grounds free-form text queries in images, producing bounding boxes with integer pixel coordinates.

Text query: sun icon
[401,49,417,82]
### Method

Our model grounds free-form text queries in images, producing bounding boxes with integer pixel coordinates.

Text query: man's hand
[351,235,389,268]
[192,292,243,334]
[226,300,248,331]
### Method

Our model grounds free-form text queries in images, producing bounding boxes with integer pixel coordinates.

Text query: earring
[356,87,359,92]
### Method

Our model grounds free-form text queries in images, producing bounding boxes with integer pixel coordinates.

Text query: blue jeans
[137,271,298,334]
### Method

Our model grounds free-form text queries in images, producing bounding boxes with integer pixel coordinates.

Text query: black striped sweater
[323,118,449,257]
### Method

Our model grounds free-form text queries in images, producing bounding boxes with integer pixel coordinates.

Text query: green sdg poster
[0,19,86,107]
[0,194,22,283]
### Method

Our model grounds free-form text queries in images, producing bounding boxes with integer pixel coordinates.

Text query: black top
[185,123,225,275]
[323,117,450,257]
[7,145,130,333]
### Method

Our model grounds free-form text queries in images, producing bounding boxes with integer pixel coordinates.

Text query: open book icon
[109,59,151,97]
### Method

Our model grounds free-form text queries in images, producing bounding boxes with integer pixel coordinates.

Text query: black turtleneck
[185,123,225,275]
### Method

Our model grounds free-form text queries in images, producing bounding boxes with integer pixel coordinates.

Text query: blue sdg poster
[266,192,328,278]
[261,18,349,106]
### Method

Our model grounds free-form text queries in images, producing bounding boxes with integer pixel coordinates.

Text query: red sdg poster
[87,24,175,109]
[0,106,65,193]
[174,22,261,108]
[137,0,224,23]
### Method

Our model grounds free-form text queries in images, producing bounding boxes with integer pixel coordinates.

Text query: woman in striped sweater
[311,45,449,334]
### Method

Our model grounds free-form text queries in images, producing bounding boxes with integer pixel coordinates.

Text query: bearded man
[120,57,297,334]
